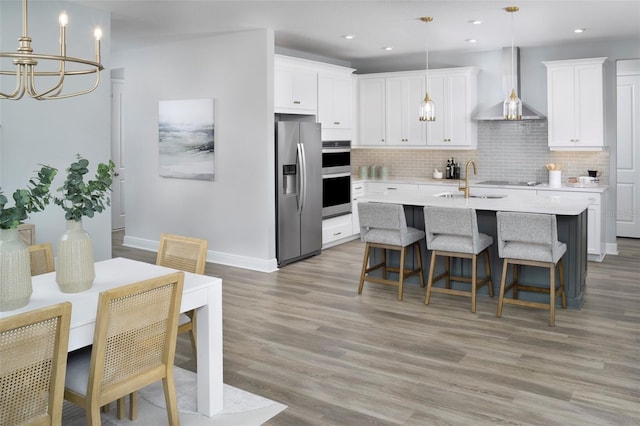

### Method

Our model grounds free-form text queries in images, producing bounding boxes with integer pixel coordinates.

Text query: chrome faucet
[458,160,477,198]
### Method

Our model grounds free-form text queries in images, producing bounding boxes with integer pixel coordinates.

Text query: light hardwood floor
[113,232,640,425]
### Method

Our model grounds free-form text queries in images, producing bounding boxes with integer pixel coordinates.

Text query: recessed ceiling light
[468,19,482,25]
[574,28,586,33]
[383,46,393,51]
[466,39,477,43]
[343,34,355,40]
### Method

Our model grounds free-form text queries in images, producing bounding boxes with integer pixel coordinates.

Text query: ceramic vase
[0,228,32,311]
[56,219,95,293]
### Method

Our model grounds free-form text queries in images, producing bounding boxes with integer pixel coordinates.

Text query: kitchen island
[358,187,590,308]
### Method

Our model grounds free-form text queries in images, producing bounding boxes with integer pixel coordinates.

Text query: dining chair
[423,206,493,313]
[357,202,425,301]
[156,232,208,360]
[29,242,55,275]
[63,272,184,425]
[0,302,72,426]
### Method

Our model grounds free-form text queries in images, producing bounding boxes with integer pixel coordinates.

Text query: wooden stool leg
[512,264,519,299]
[497,259,509,318]
[398,247,406,301]
[549,262,556,326]
[425,251,438,305]
[358,243,370,294]
[484,250,494,297]
[559,258,567,308]
[471,254,478,313]
[382,249,388,280]
[444,256,451,288]
[415,242,425,288]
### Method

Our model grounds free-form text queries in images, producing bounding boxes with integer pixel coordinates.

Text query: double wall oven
[321,140,351,219]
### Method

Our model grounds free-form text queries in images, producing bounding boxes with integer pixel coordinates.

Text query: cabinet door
[426,74,447,146]
[318,74,352,130]
[426,71,476,148]
[386,76,425,146]
[545,58,605,150]
[574,64,604,147]
[358,78,386,145]
[274,65,316,113]
[547,65,577,147]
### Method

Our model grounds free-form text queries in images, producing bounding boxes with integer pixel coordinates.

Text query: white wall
[115,30,278,272]
[0,1,112,260]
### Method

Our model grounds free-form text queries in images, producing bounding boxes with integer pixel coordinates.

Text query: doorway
[111,78,126,230]
[616,59,640,238]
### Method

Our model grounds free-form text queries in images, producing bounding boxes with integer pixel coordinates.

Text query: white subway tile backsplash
[352,121,609,184]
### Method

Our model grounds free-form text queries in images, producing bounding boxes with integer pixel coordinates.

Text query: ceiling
[73,0,639,69]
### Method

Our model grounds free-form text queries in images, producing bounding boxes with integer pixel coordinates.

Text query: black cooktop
[476,180,540,187]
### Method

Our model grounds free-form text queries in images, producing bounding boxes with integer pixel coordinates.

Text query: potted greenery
[54,155,115,293]
[0,165,57,311]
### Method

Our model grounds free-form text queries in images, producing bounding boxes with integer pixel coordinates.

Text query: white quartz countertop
[358,187,591,216]
[353,178,608,194]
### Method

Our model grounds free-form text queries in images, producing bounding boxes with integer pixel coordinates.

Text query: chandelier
[419,16,436,122]
[0,0,104,100]
[503,6,523,120]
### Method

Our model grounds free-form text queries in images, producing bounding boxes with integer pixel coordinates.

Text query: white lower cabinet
[367,182,419,193]
[322,214,356,248]
[538,190,605,261]
[352,182,365,235]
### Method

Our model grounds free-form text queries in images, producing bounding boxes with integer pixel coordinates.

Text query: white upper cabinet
[318,68,355,140]
[358,77,387,145]
[274,55,317,114]
[426,68,478,149]
[357,68,477,149]
[544,57,607,150]
[386,75,426,146]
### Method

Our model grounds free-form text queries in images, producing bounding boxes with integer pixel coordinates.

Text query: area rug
[62,367,287,425]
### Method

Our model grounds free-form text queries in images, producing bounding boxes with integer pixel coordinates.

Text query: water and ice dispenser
[282,164,297,195]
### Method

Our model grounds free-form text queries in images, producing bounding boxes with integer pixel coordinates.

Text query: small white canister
[549,170,562,188]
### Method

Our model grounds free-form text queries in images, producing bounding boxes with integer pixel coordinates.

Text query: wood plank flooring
[113,232,640,425]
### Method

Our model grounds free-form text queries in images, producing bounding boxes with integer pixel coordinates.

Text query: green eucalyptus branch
[54,155,116,222]
[0,165,58,230]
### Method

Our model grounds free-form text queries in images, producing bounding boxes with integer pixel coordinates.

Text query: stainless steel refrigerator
[276,121,322,266]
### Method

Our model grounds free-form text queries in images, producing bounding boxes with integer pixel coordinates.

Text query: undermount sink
[434,192,507,199]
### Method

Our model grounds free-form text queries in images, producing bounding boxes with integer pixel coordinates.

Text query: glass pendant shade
[503,88,522,120]
[419,93,436,121]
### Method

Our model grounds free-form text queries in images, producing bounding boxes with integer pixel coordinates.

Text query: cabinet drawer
[367,182,419,193]
[538,190,600,204]
[322,214,353,244]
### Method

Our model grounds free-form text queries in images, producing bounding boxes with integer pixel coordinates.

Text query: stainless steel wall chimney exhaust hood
[475,47,546,121]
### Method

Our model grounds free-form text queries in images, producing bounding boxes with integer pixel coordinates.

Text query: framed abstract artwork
[158,98,215,181]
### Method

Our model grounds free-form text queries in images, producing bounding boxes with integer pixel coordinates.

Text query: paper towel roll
[549,170,562,188]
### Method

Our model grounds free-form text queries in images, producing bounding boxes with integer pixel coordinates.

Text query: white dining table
[0,257,224,417]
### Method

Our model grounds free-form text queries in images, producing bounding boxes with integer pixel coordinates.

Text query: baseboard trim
[122,235,278,273]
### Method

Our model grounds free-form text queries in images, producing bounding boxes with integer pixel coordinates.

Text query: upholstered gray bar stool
[496,211,567,326]
[423,206,493,313]
[358,202,425,301]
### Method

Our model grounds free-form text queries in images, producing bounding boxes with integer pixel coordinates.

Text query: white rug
[62,367,287,425]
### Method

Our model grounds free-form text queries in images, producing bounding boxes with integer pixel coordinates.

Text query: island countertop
[358,186,591,216]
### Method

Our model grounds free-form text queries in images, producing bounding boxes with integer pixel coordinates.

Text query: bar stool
[495,211,567,326]
[357,202,425,301]
[423,206,493,313]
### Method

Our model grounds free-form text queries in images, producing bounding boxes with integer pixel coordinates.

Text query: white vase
[56,219,95,293]
[0,228,32,311]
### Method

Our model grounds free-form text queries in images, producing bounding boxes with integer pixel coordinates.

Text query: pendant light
[419,16,435,122]
[503,6,523,120]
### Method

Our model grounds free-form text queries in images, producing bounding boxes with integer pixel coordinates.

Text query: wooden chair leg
[484,250,494,297]
[549,262,556,327]
[559,258,567,308]
[117,397,126,420]
[425,251,437,305]
[444,256,451,288]
[415,242,425,288]
[381,248,388,280]
[358,243,370,294]
[512,264,519,299]
[398,247,406,301]
[497,259,509,318]
[163,376,180,426]
[471,254,478,313]
[129,391,138,420]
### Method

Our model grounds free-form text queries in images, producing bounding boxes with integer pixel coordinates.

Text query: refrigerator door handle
[297,142,307,214]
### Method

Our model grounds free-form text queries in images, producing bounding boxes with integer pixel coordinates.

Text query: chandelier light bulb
[94,28,102,40]
[59,12,68,27]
